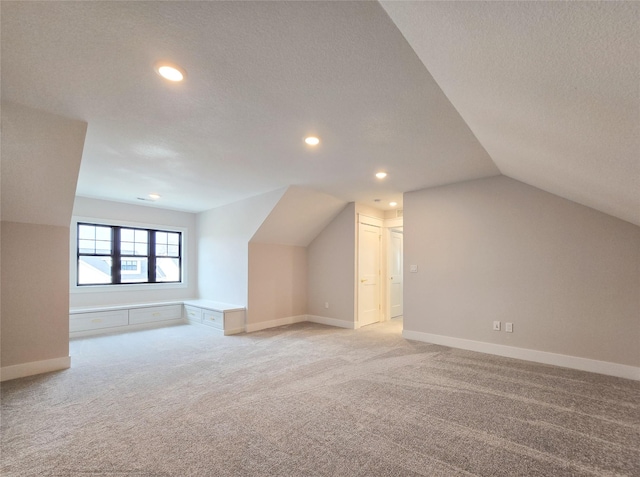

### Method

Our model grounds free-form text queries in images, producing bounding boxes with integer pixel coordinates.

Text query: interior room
[1,1,638,476]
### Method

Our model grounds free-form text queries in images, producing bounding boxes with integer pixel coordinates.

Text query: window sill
[70,281,188,294]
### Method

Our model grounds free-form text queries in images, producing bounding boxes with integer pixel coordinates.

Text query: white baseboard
[402,330,640,381]
[245,315,307,333]
[307,315,358,329]
[1,356,71,382]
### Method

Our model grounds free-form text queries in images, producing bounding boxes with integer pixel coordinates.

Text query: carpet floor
[1,319,638,476]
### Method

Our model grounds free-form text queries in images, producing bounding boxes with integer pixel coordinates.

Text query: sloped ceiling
[1,102,87,226]
[381,1,639,226]
[1,1,498,214]
[251,186,347,247]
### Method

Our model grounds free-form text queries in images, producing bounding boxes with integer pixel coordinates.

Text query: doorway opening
[356,213,403,331]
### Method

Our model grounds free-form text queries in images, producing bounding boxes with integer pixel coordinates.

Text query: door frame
[384,216,403,322]
[386,226,403,320]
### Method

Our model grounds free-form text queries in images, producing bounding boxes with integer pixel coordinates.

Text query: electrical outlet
[410,265,418,273]
[505,322,513,333]
[493,321,501,331]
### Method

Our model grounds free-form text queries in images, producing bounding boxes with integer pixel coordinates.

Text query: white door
[389,228,403,318]
[358,222,381,327]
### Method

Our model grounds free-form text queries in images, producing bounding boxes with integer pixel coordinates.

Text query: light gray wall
[1,103,86,368]
[197,189,284,305]
[70,197,198,307]
[248,242,307,325]
[404,176,640,367]
[307,203,356,322]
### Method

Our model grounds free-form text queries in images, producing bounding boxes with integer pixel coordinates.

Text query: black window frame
[77,222,183,286]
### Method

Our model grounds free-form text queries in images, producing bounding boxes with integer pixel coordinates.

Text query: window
[77,223,182,286]
[121,260,139,271]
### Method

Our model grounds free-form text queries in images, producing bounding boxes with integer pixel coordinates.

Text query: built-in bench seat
[183,300,245,336]
[69,300,245,337]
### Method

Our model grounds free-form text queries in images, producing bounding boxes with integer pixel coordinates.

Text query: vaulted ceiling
[2,1,637,225]
[381,1,639,225]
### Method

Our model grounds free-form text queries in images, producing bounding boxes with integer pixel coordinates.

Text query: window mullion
[178,232,183,282]
[77,223,82,286]
[113,227,122,284]
[149,230,156,283]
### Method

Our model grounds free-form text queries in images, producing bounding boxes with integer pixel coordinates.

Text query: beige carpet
[2,319,639,476]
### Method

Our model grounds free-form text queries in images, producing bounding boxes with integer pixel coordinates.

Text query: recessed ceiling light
[389,201,398,207]
[148,193,161,200]
[375,172,387,179]
[154,62,186,82]
[304,136,320,146]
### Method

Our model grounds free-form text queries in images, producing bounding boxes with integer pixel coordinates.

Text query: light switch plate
[410,265,418,273]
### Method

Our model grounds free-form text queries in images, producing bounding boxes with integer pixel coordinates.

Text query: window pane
[168,245,179,257]
[134,230,148,243]
[121,229,134,241]
[78,240,95,254]
[78,257,112,284]
[156,232,167,244]
[95,226,111,241]
[121,258,148,283]
[134,243,147,255]
[121,242,135,255]
[78,225,95,240]
[156,244,168,256]
[95,240,112,254]
[156,258,180,282]
[167,233,179,245]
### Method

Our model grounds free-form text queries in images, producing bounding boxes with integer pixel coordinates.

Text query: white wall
[307,203,356,323]
[404,176,640,368]
[247,242,307,325]
[69,197,198,307]
[1,103,86,372]
[197,189,285,305]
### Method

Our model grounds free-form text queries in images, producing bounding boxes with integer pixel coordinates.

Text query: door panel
[358,222,381,327]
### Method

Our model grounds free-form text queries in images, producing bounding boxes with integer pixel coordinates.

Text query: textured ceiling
[1,1,498,213]
[381,1,639,226]
[3,2,636,224]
